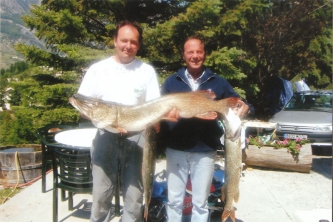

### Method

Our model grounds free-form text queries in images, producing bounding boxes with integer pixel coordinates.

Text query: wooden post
[242,144,313,173]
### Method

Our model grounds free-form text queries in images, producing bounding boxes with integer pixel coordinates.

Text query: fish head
[69,94,95,118]
[69,94,118,125]
[222,107,242,141]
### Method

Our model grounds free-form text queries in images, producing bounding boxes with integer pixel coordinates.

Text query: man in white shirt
[78,20,160,222]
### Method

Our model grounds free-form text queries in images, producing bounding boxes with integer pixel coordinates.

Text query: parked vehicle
[269,90,332,147]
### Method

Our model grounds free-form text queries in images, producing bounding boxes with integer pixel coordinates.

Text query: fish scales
[221,110,242,222]
[107,91,219,128]
[221,136,242,222]
[69,91,244,222]
[142,126,157,221]
[69,91,240,133]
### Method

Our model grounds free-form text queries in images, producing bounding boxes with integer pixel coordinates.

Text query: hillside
[0,0,44,69]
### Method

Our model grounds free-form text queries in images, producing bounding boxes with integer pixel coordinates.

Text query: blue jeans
[166,148,216,222]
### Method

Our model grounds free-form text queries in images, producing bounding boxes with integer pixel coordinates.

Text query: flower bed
[247,135,309,157]
[243,136,313,173]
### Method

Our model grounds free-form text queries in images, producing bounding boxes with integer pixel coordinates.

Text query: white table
[54,128,97,148]
[54,127,121,216]
[243,120,277,129]
[243,121,277,137]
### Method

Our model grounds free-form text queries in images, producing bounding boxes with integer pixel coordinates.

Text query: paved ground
[0,150,332,222]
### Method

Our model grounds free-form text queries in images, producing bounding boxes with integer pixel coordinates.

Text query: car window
[284,92,332,112]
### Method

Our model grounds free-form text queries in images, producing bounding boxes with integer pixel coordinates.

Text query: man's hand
[154,108,180,133]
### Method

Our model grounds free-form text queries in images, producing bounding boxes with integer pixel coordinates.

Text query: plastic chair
[49,143,93,222]
[37,124,120,220]
[36,124,79,193]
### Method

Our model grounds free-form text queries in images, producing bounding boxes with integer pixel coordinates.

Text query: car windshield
[284,92,332,112]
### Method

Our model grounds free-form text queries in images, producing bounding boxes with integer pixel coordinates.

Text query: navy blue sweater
[160,67,240,152]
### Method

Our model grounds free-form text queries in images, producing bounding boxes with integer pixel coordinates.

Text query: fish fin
[195,111,217,120]
[230,209,236,222]
[221,207,236,222]
[227,97,240,107]
[221,210,228,222]
[161,117,178,122]
[96,122,111,129]
[217,97,240,116]
[194,90,216,99]
[144,206,148,221]
[221,184,226,202]
[234,189,240,203]
[108,124,128,133]
[116,127,128,134]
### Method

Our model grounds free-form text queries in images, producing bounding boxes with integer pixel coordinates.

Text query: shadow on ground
[311,157,332,179]
[311,146,332,179]
[60,200,91,222]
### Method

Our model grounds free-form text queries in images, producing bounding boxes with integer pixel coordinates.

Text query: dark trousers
[90,129,144,222]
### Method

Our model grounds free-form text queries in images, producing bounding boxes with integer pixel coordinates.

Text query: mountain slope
[0,0,43,69]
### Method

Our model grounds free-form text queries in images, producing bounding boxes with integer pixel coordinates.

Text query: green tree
[0,108,42,145]
[7,79,39,107]
[0,111,19,144]
[144,0,270,97]
[16,0,190,71]
[0,72,80,145]
[35,83,78,109]
[144,0,331,116]
[14,0,332,118]
[246,0,332,116]
[0,106,79,145]
[40,108,80,126]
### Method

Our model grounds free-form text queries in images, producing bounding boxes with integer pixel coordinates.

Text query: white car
[269,90,332,147]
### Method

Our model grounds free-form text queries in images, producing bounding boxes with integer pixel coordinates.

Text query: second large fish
[221,109,242,222]
[142,126,157,221]
[69,91,242,135]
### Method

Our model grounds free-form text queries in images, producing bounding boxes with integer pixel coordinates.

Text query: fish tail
[221,207,236,222]
[144,206,148,221]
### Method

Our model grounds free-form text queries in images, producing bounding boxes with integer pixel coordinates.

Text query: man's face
[114,25,140,64]
[183,39,205,72]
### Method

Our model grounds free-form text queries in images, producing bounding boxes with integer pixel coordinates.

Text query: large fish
[221,109,242,222]
[69,91,244,222]
[142,126,157,221]
[69,91,242,135]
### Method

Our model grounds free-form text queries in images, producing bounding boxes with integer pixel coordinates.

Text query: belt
[100,128,142,138]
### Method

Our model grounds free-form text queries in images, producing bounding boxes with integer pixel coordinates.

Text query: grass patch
[0,187,22,205]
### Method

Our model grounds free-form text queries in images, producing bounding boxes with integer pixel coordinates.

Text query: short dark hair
[183,36,205,52]
[114,20,143,45]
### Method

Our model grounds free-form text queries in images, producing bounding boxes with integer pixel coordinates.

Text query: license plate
[283,134,308,140]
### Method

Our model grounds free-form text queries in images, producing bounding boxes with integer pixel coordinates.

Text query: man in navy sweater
[161,36,251,221]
